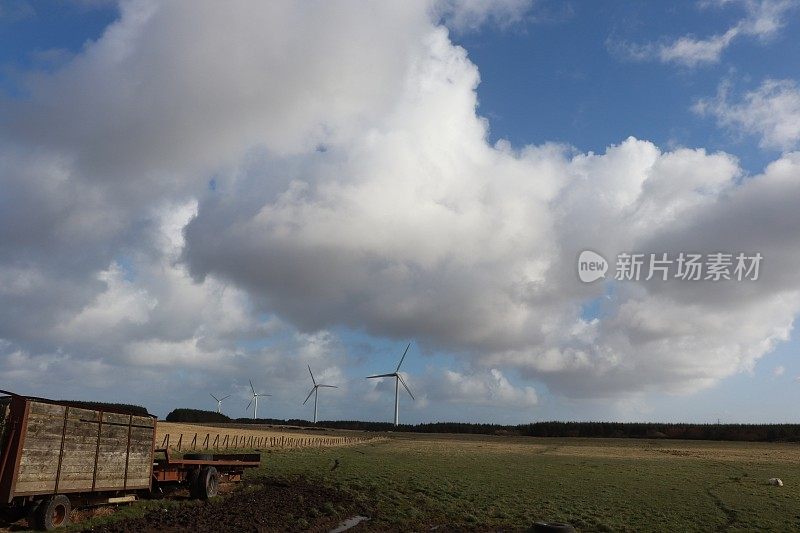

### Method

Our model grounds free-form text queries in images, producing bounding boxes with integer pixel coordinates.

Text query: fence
[159,432,374,451]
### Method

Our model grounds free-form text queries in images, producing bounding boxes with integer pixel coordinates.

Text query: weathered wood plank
[16,471,97,482]
[18,447,61,460]
[59,450,99,461]
[17,467,58,483]
[66,408,99,421]
[102,412,130,424]
[13,480,57,493]
[22,424,64,439]
[20,441,63,454]
[28,402,66,417]
[58,479,93,490]
[131,416,154,427]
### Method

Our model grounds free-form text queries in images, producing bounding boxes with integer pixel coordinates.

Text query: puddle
[329,515,370,532]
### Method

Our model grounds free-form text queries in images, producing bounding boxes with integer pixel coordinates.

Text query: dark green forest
[163,408,800,442]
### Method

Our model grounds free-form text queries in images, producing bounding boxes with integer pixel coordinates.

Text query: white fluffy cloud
[421,368,539,407]
[435,0,533,31]
[1,0,799,414]
[695,79,800,151]
[615,0,797,67]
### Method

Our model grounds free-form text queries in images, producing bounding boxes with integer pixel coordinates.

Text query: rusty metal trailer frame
[152,448,260,484]
[0,390,261,529]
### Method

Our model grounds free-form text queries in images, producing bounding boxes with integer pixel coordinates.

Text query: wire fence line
[159,432,377,451]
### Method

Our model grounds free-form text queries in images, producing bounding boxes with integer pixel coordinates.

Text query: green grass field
[259,434,800,531]
[54,433,800,532]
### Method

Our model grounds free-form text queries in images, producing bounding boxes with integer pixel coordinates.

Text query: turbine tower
[246,380,271,420]
[303,365,338,424]
[210,393,230,414]
[366,342,415,426]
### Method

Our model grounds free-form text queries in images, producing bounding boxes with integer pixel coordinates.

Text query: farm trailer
[0,390,260,530]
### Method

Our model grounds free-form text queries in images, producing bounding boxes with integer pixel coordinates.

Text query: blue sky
[1,1,799,424]
[453,1,800,172]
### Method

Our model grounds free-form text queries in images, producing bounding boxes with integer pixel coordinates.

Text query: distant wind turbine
[210,393,230,414]
[303,365,338,424]
[366,342,414,426]
[246,380,271,420]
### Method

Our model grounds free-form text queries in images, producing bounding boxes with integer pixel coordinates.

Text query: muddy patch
[82,477,363,533]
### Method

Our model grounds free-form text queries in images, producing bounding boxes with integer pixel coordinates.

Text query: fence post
[162,434,170,448]
[191,433,197,450]
[177,434,183,451]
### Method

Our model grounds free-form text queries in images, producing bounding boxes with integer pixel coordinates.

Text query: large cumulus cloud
[1,0,799,412]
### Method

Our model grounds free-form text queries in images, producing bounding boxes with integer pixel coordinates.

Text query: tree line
[60,400,149,416]
[163,409,800,442]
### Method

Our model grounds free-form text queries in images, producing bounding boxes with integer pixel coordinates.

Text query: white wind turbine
[246,380,271,420]
[366,342,415,426]
[303,365,338,424]
[210,393,230,414]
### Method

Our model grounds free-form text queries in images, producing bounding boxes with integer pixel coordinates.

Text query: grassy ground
[6,433,800,531]
[257,434,800,531]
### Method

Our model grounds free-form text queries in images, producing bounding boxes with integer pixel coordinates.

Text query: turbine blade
[318,384,338,388]
[308,364,316,386]
[249,379,255,395]
[396,342,411,372]
[210,393,219,402]
[398,374,415,400]
[367,373,396,379]
[220,395,230,401]
[303,387,316,405]
[246,399,253,411]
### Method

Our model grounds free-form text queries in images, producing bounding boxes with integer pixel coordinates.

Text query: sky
[1,0,799,424]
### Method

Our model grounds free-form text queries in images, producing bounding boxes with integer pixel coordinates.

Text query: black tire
[183,453,213,460]
[34,495,71,530]
[531,522,575,533]
[193,466,219,500]
[187,467,201,497]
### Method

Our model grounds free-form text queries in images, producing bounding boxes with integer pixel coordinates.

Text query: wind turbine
[210,393,230,414]
[246,380,271,420]
[303,365,338,424]
[366,342,414,426]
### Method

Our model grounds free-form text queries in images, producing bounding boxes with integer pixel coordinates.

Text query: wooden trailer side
[14,401,64,495]
[12,400,154,497]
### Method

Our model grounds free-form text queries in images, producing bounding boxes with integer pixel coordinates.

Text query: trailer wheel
[195,466,219,500]
[34,495,71,530]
